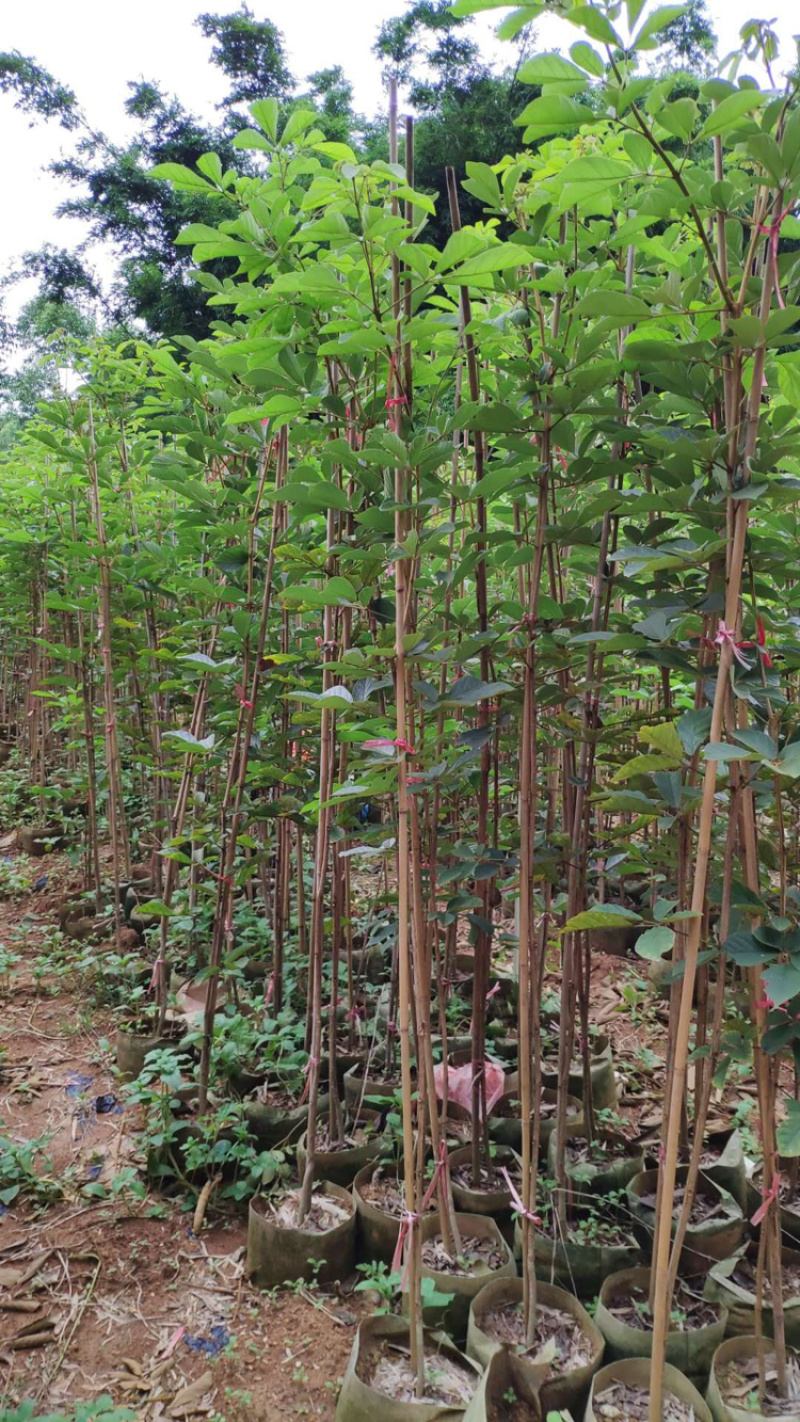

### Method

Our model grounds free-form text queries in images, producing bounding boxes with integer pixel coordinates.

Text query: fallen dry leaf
[169,1370,214,1417]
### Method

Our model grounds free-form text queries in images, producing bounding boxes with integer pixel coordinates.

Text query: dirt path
[0,848,361,1422]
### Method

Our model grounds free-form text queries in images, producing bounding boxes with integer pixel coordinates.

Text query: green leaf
[450,0,527,11]
[518,53,589,88]
[778,357,800,407]
[778,742,800,778]
[250,98,279,141]
[149,163,216,192]
[564,905,642,932]
[178,652,221,671]
[462,162,503,209]
[497,5,544,38]
[282,576,357,607]
[443,244,525,279]
[566,6,622,45]
[444,677,513,705]
[516,95,593,140]
[732,726,778,761]
[313,141,357,163]
[136,899,173,918]
[196,152,223,185]
[164,730,215,752]
[573,291,651,319]
[658,98,698,141]
[699,89,765,139]
[570,41,605,76]
[724,931,776,967]
[279,109,317,147]
[778,1097,800,1156]
[635,926,675,960]
[764,960,800,1008]
[633,4,687,48]
[279,481,351,513]
[639,721,684,758]
[702,742,759,762]
[677,708,712,755]
[612,753,681,781]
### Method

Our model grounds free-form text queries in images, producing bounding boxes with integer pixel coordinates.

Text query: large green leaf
[778,1098,800,1157]
[443,676,513,705]
[518,53,589,88]
[699,89,765,138]
[635,926,675,960]
[573,291,651,319]
[564,905,642,932]
[633,4,687,48]
[763,960,800,1008]
[515,95,594,140]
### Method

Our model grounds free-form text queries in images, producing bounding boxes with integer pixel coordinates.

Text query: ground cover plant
[1,1,800,1419]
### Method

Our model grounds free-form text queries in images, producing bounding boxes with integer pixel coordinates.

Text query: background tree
[657,0,717,72]
[195,5,294,109]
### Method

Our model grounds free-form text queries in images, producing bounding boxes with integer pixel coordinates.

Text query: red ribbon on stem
[751,1173,781,1228]
[363,737,415,755]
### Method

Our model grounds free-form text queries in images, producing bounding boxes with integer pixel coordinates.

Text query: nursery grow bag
[546,1128,645,1196]
[746,1160,800,1246]
[344,1061,405,1111]
[462,1347,543,1421]
[244,1090,330,1151]
[248,1180,355,1288]
[586,1357,712,1420]
[407,1211,516,1344]
[627,1164,744,1272]
[19,824,65,856]
[542,1033,617,1111]
[588,924,642,957]
[700,1128,747,1212]
[353,1157,422,1263]
[447,1145,521,1228]
[115,1021,186,1081]
[704,1241,800,1346]
[336,1314,480,1422]
[595,1265,727,1383]
[707,1336,800,1422]
[296,1108,384,1187]
[466,1274,603,1418]
[489,1088,583,1151]
[522,1213,639,1298]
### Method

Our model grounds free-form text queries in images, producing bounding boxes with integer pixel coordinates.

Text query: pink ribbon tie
[148,956,166,993]
[300,1055,319,1105]
[751,1174,781,1227]
[501,1167,541,1226]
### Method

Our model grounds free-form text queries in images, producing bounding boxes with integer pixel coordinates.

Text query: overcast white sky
[1,0,797,314]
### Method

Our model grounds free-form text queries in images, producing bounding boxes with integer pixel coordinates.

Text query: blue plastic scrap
[65,1073,94,1098]
[185,1324,230,1356]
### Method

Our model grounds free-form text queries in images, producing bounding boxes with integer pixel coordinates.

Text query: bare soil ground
[0,848,363,1422]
